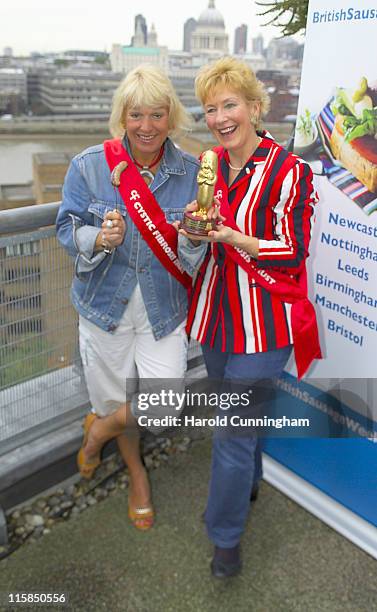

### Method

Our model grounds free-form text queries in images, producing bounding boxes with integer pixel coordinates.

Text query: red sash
[213,147,322,379]
[103,139,191,290]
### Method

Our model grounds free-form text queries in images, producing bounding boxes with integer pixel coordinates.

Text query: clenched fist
[96,210,126,252]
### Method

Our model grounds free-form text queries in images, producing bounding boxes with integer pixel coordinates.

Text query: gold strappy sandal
[128,503,155,531]
[77,413,101,479]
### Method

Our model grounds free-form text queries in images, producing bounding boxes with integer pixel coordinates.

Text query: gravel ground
[0,434,194,561]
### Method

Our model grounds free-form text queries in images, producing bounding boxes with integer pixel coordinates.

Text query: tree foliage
[256,0,309,37]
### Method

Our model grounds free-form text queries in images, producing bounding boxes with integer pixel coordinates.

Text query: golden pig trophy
[181,150,218,236]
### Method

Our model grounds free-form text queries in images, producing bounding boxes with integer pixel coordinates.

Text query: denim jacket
[56,137,199,338]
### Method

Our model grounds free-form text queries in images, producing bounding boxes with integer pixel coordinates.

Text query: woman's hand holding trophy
[174,150,234,245]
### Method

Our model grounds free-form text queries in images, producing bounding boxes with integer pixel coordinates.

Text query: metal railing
[0,203,204,456]
[0,203,89,455]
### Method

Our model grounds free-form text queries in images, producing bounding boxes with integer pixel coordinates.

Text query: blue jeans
[202,344,292,548]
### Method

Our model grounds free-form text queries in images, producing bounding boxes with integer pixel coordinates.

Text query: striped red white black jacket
[186,135,318,354]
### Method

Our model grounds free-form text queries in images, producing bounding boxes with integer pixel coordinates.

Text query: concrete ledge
[0,420,83,494]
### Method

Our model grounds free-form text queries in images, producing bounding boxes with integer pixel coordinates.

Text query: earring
[250,115,258,127]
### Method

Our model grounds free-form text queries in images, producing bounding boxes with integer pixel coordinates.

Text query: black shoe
[250,484,259,503]
[210,545,242,578]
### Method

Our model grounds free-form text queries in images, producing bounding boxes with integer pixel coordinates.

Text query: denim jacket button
[138,267,146,273]
[121,298,128,305]
[108,323,117,332]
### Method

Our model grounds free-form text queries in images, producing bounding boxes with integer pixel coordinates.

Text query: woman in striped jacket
[177,57,321,578]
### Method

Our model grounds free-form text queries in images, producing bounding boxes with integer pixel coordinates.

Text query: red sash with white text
[103,139,191,290]
[213,146,322,379]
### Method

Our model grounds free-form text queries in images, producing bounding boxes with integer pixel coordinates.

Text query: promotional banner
[264,0,377,552]
[294,1,377,378]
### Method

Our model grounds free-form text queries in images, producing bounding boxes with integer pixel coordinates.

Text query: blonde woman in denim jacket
[56,65,199,530]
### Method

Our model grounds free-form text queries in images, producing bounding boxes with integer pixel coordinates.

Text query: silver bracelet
[101,232,114,255]
[101,238,113,255]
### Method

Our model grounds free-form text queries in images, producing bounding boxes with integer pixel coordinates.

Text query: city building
[237,54,267,73]
[0,183,35,211]
[252,34,264,56]
[132,14,148,46]
[168,2,230,105]
[147,24,158,48]
[168,51,198,108]
[170,74,198,108]
[132,19,147,48]
[0,68,27,115]
[266,37,302,69]
[111,44,168,74]
[234,24,248,54]
[35,68,121,115]
[62,50,109,64]
[258,70,291,90]
[0,69,27,99]
[183,18,197,53]
[190,0,228,56]
[111,18,168,73]
[32,153,73,204]
[257,69,300,122]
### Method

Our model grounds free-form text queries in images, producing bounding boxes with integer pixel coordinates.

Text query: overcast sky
[0,0,301,56]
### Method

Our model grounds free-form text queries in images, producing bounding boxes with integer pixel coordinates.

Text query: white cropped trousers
[79,285,188,421]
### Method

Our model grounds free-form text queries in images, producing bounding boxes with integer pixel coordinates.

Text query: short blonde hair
[109,64,191,138]
[195,57,270,128]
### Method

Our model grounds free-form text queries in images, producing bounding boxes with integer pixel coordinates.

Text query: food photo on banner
[263,0,377,559]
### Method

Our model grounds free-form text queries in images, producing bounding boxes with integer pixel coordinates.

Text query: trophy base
[181,211,217,236]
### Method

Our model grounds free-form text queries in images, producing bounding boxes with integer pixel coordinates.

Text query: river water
[0,124,291,186]
[0,136,103,184]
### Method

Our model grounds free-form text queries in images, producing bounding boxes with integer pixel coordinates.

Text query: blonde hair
[195,56,270,128]
[109,64,191,138]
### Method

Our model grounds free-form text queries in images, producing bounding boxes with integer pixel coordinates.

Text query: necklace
[228,136,262,172]
[228,161,244,171]
[132,145,164,183]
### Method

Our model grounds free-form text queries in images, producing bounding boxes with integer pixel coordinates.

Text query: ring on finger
[106,219,113,229]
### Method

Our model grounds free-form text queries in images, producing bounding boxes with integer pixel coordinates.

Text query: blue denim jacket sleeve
[177,234,207,276]
[56,157,107,273]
